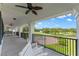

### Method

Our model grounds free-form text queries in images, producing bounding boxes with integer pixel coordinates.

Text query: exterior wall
[0,11,4,55]
[0,11,4,44]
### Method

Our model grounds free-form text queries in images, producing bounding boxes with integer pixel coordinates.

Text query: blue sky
[35,14,76,29]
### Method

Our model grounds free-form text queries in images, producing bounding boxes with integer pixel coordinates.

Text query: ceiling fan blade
[15,5,27,8]
[32,10,37,15]
[27,3,32,8]
[33,6,43,10]
[25,10,30,14]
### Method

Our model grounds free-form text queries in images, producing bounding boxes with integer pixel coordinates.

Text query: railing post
[43,35,45,46]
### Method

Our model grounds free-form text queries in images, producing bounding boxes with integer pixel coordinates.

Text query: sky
[35,14,76,29]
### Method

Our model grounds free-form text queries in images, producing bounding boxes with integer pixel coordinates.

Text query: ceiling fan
[15,3,43,15]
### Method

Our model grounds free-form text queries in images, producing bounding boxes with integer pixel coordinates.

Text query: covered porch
[0,3,79,56]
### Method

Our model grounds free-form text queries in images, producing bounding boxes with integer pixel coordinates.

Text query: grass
[45,39,76,56]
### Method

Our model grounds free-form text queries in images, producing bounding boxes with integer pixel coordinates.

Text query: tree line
[34,28,76,34]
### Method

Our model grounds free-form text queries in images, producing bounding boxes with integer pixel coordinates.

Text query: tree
[42,28,50,34]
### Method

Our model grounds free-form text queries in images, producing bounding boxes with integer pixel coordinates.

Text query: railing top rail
[33,34,77,40]
[19,32,77,40]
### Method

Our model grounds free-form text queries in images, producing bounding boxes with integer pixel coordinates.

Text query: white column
[28,22,34,43]
[28,23,32,43]
[76,12,79,56]
[12,29,16,35]
[19,27,21,38]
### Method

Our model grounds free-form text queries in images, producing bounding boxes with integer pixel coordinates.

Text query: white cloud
[67,19,72,21]
[67,13,72,16]
[57,13,72,18]
[35,25,38,28]
[44,25,48,27]
[55,24,59,26]
[57,15,66,18]
[50,18,55,20]
[38,22,42,25]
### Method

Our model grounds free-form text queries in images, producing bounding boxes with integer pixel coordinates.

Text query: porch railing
[32,34,77,56]
[16,32,77,56]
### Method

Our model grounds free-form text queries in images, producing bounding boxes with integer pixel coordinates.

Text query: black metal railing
[32,34,77,56]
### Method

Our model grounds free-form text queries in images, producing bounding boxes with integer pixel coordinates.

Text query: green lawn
[45,39,76,56]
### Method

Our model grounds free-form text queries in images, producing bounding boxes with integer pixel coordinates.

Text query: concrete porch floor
[1,34,63,56]
[1,34,27,56]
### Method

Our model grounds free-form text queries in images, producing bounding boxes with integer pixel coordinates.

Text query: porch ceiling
[1,3,79,29]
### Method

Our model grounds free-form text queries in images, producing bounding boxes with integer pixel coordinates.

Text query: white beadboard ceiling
[1,3,79,29]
